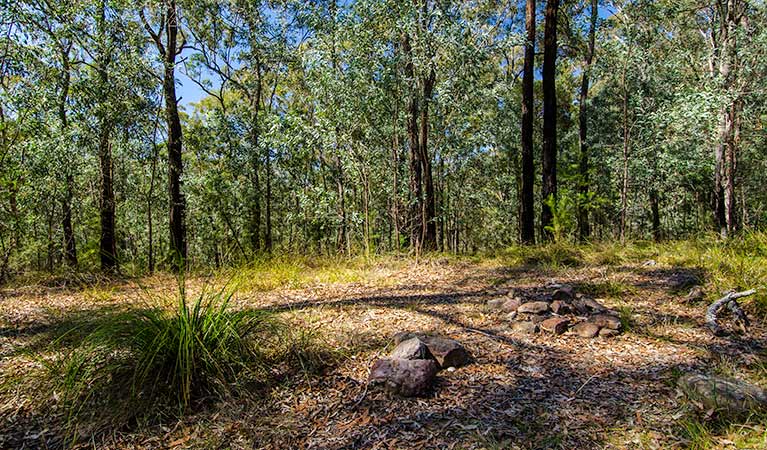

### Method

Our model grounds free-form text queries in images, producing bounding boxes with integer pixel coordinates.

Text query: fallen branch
[706,289,756,336]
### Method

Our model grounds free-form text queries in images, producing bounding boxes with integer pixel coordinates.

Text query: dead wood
[706,289,755,336]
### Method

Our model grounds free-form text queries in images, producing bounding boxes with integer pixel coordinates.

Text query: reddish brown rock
[571,321,600,338]
[369,358,439,397]
[501,297,522,313]
[591,314,622,330]
[420,336,471,368]
[550,300,571,315]
[518,301,550,314]
[540,317,570,335]
[487,298,507,310]
[599,328,620,338]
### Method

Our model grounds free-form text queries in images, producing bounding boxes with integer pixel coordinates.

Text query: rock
[590,314,622,330]
[552,285,575,301]
[501,297,522,313]
[393,331,426,345]
[540,317,570,335]
[571,321,601,338]
[511,321,539,334]
[486,298,507,310]
[394,332,471,368]
[686,286,705,303]
[505,311,518,321]
[520,313,549,324]
[550,300,571,315]
[368,358,439,397]
[599,328,620,338]
[517,301,550,314]
[583,298,607,313]
[390,337,434,361]
[642,259,657,267]
[420,336,471,369]
[677,373,767,415]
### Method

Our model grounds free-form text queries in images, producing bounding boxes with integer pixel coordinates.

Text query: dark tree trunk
[650,187,661,242]
[421,68,437,251]
[520,0,536,244]
[58,44,77,268]
[265,146,273,253]
[249,74,262,254]
[97,2,117,272]
[161,0,186,271]
[540,0,560,240]
[403,34,423,251]
[577,0,598,242]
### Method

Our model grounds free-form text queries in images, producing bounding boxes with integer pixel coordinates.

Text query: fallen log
[705,289,755,336]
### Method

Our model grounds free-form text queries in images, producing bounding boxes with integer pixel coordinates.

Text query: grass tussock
[42,279,334,438]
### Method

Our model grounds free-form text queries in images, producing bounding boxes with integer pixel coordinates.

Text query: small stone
[446,366,456,373]
[369,358,439,397]
[677,374,767,416]
[642,259,657,267]
[517,301,550,314]
[505,311,518,321]
[390,337,434,361]
[686,286,705,303]
[571,321,600,338]
[501,297,522,313]
[552,285,575,301]
[540,317,570,335]
[529,314,549,324]
[599,328,620,338]
[583,298,607,313]
[591,314,622,330]
[511,321,539,334]
[487,298,507,310]
[550,300,570,315]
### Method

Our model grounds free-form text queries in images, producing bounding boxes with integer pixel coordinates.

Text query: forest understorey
[2,256,766,449]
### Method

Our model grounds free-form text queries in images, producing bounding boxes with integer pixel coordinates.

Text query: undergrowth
[42,278,335,442]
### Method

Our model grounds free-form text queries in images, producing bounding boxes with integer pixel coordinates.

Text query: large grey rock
[540,317,570,335]
[590,314,622,330]
[390,337,434,361]
[369,358,439,397]
[571,321,600,338]
[518,301,550,314]
[677,374,767,415]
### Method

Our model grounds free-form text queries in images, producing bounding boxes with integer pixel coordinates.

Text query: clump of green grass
[51,283,277,414]
[44,278,334,440]
[499,242,582,268]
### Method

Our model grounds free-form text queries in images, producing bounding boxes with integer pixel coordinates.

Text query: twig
[706,289,756,336]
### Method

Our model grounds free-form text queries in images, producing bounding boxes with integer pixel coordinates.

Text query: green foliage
[544,192,578,243]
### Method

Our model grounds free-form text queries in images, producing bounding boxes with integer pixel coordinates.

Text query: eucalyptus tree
[140,0,187,271]
[540,0,561,240]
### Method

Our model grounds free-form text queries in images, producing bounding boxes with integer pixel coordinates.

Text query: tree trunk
[163,0,186,272]
[520,0,536,244]
[577,0,597,242]
[265,146,273,253]
[57,44,77,269]
[97,2,117,272]
[620,63,630,244]
[540,0,560,240]
[403,34,423,252]
[421,68,437,251]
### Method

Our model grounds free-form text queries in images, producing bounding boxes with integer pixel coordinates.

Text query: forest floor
[2,242,767,449]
